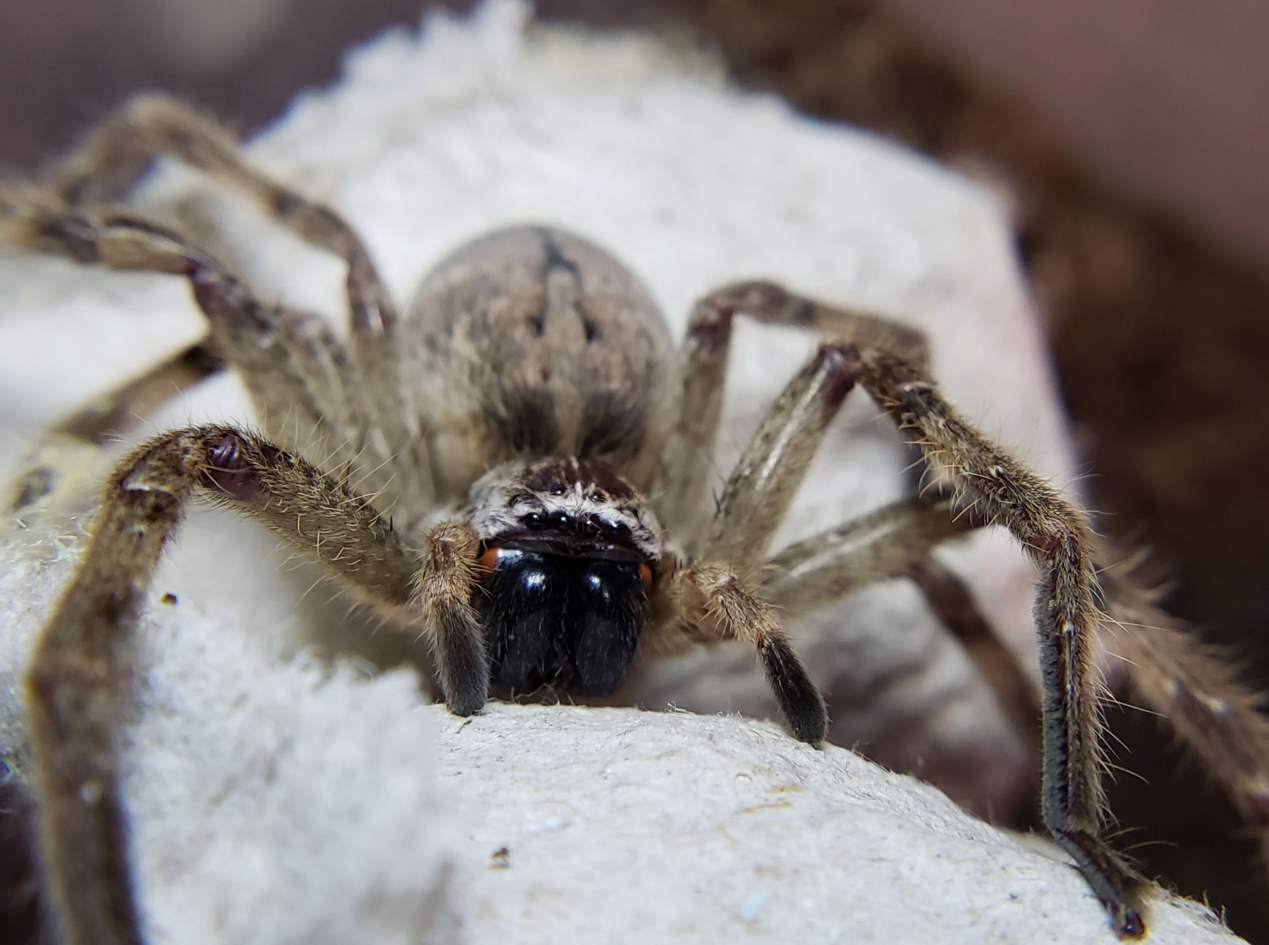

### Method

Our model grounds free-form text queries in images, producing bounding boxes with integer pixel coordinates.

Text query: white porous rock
[0,1,1238,943]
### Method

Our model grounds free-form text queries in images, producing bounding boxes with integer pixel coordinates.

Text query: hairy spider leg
[25,424,441,945]
[43,95,426,506]
[650,280,996,657]
[0,191,413,505]
[415,519,489,716]
[683,280,1146,936]
[763,495,1041,751]
[6,340,223,521]
[648,344,860,744]
[653,280,926,557]
[2,94,432,509]
[1098,554,1269,830]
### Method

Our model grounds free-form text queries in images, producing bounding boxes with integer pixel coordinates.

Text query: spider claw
[1116,908,1147,941]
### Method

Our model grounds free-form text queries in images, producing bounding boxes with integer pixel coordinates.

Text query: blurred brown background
[3,0,1269,941]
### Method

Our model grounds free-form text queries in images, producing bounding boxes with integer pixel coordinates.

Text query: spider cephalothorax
[6,94,1269,945]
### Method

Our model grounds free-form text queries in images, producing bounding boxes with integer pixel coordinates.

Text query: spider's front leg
[25,424,427,945]
[710,282,1146,936]
[858,347,1147,935]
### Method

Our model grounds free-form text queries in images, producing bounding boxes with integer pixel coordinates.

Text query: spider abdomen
[477,548,648,696]
[404,225,672,496]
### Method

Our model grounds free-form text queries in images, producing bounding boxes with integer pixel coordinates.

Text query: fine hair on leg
[23,424,442,945]
[40,94,428,508]
[685,279,1147,936]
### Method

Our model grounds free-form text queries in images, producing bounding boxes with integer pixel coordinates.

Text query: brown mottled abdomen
[404,226,672,497]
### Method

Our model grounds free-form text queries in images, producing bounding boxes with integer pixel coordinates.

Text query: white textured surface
[0,521,1242,943]
[0,1,1239,942]
[0,535,457,945]
[438,705,1236,945]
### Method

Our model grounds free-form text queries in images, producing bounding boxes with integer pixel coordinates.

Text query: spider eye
[554,512,571,529]
[525,512,545,529]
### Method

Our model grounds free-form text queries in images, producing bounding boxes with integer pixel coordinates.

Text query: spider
[2,94,1268,945]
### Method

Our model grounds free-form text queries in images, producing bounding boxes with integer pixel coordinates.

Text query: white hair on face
[467,458,664,560]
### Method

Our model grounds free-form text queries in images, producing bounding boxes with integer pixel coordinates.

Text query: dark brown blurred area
[4,0,1269,941]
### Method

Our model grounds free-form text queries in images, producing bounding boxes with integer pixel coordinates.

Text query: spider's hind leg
[5,339,223,530]
[39,94,426,508]
[0,191,389,492]
[1098,553,1269,837]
